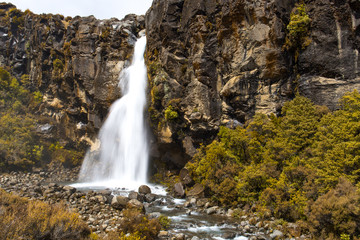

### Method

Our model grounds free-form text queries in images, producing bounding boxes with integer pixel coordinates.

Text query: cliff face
[145,0,360,167]
[0,3,144,147]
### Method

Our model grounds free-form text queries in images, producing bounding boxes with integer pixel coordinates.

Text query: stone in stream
[206,206,219,215]
[148,212,161,219]
[145,193,157,202]
[138,185,151,194]
[111,196,129,210]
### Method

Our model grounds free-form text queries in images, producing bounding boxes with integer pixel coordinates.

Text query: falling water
[77,35,149,188]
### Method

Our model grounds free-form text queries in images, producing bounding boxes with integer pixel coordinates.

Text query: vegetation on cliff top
[187,91,360,239]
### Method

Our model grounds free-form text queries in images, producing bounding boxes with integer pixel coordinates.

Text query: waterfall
[77,35,149,188]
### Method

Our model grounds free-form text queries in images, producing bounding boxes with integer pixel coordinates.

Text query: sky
[7,0,153,20]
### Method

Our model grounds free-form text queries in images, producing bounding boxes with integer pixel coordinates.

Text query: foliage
[187,91,360,239]
[309,178,360,238]
[0,189,91,240]
[48,142,84,167]
[116,209,161,240]
[158,215,171,230]
[0,67,83,171]
[284,3,311,52]
[0,67,42,171]
[164,105,178,121]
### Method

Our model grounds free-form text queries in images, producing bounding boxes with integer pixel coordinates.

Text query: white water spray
[77,35,149,188]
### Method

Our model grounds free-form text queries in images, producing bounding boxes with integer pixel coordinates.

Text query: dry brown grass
[0,189,91,240]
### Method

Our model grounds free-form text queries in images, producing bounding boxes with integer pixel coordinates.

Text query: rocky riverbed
[0,170,311,240]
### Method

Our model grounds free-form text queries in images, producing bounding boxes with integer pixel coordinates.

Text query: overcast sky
[7,0,153,20]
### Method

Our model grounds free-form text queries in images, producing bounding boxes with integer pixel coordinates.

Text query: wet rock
[191,237,200,240]
[223,232,236,239]
[138,185,151,195]
[173,182,185,198]
[111,196,129,210]
[145,193,157,202]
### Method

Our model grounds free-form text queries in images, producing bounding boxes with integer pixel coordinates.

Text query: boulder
[126,199,145,213]
[128,191,141,201]
[187,183,205,198]
[111,196,129,210]
[138,185,151,194]
[145,193,157,202]
[173,182,185,198]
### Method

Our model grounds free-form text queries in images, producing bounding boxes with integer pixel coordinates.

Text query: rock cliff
[145,0,360,167]
[0,3,144,147]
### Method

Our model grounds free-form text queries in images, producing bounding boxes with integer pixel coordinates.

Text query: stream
[71,182,249,240]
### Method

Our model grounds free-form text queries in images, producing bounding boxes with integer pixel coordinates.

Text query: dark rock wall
[145,0,360,166]
[0,3,144,147]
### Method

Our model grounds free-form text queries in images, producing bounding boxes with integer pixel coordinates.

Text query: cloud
[7,0,152,19]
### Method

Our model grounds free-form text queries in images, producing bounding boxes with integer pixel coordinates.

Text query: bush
[187,91,360,238]
[308,178,360,239]
[116,209,161,240]
[0,189,91,239]
[284,3,311,52]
